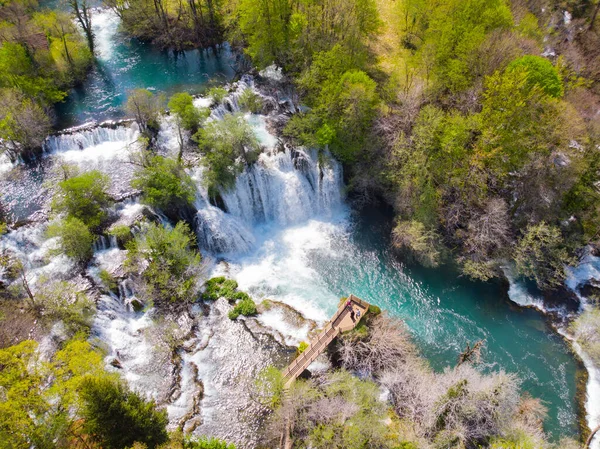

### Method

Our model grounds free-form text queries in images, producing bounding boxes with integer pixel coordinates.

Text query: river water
[0,8,596,445]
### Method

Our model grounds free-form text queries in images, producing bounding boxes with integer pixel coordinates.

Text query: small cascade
[44,124,138,154]
[94,234,118,252]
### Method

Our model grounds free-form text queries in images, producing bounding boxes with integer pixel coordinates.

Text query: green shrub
[368,304,381,315]
[46,217,94,262]
[238,88,263,113]
[186,437,236,449]
[194,113,261,194]
[231,291,250,301]
[507,55,563,98]
[203,276,227,300]
[51,170,111,230]
[99,269,118,293]
[80,377,168,449]
[203,277,241,302]
[206,87,228,105]
[125,222,202,305]
[131,156,196,217]
[168,92,209,132]
[228,298,257,320]
[297,341,309,354]
[109,225,133,246]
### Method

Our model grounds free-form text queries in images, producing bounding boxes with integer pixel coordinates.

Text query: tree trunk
[70,0,95,53]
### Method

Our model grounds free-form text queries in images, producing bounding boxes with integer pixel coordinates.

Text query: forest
[1,0,600,448]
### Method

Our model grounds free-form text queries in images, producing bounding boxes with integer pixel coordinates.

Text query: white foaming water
[504,266,547,311]
[44,125,139,163]
[0,152,13,175]
[221,148,342,227]
[92,9,120,61]
[565,251,600,448]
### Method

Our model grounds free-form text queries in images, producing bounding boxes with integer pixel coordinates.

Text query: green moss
[368,304,381,315]
[228,298,258,320]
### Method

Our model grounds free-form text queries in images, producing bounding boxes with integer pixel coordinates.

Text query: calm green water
[54,9,236,128]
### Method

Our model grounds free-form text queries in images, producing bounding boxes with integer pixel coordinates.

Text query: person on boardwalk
[350,309,356,322]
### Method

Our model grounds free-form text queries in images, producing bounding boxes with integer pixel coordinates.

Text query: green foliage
[228,298,257,320]
[108,0,223,49]
[235,0,379,73]
[514,222,575,290]
[202,277,249,302]
[126,222,202,305]
[131,156,196,216]
[99,269,118,293]
[195,113,261,193]
[409,0,513,92]
[0,338,112,448]
[238,88,263,113]
[80,376,169,449]
[297,341,309,354]
[46,216,95,262]
[186,437,236,449]
[34,277,95,334]
[478,64,578,177]
[507,55,564,98]
[287,69,379,162]
[52,170,112,229]
[368,304,381,315]
[206,87,228,105]
[569,308,600,365]
[392,220,443,268]
[109,225,134,246]
[168,92,209,132]
[0,88,52,160]
[126,89,164,135]
[253,366,284,409]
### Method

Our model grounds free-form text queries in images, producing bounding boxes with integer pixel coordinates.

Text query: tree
[507,55,564,98]
[51,170,112,229]
[319,70,379,161]
[131,156,196,218]
[392,220,443,268]
[46,216,95,262]
[125,222,203,306]
[68,0,94,53]
[411,0,513,93]
[126,89,163,136]
[0,338,113,448]
[80,377,168,449]
[195,113,260,194]
[168,92,209,160]
[0,88,51,162]
[514,222,575,290]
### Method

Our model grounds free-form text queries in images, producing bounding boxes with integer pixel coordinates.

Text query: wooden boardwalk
[282,294,370,388]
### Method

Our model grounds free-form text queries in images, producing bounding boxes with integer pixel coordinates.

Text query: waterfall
[192,147,343,255]
[222,148,342,226]
[44,125,138,154]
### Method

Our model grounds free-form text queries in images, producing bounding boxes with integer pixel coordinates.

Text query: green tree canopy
[507,55,564,98]
[131,156,196,218]
[52,170,112,229]
[195,113,261,194]
[168,92,208,132]
[125,222,203,306]
[46,216,95,262]
[514,222,575,290]
[80,377,169,449]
